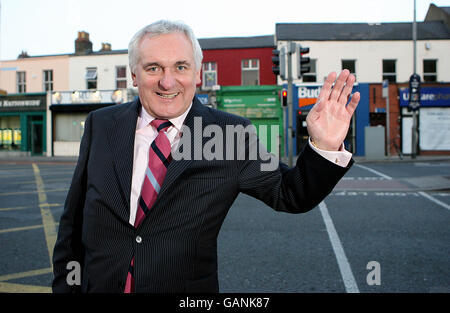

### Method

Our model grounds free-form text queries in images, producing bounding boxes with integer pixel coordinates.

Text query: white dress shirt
[129,104,352,225]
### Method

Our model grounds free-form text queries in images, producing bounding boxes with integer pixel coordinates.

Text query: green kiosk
[216,85,284,157]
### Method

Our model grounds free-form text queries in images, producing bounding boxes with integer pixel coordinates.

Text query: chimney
[75,31,93,55]
[18,50,30,59]
[100,43,112,52]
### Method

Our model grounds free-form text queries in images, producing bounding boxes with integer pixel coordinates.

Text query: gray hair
[128,20,203,73]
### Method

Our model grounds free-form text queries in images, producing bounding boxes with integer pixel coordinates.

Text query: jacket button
[136,236,142,243]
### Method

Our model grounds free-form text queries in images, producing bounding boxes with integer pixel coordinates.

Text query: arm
[52,113,92,293]
[238,70,359,212]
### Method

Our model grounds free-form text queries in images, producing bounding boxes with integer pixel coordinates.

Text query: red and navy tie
[124,119,172,293]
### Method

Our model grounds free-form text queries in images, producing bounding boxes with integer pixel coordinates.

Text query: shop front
[288,83,370,156]
[399,85,450,155]
[49,89,128,156]
[0,93,47,156]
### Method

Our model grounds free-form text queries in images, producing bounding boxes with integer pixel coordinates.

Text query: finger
[346,92,360,116]
[337,73,356,105]
[329,69,350,102]
[317,71,337,103]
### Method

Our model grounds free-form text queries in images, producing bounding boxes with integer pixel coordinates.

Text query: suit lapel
[107,98,140,222]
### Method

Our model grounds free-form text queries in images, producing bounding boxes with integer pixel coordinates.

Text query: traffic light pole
[411,0,418,159]
[287,43,294,167]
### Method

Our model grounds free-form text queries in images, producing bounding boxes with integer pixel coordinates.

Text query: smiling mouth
[156,92,179,99]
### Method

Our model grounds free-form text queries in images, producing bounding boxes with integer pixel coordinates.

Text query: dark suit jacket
[52,96,353,293]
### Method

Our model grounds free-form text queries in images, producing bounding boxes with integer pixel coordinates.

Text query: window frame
[341,59,356,80]
[382,59,397,83]
[302,59,317,82]
[115,66,127,89]
[423,59,437,82]
[16,71,26,93]
[85,67,98,90]
[241,58,260,86]
[43,69,53,92]
[202,62,218,89]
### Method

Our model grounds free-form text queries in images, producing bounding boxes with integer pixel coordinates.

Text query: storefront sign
[399,87,450,107]
[0,94,46,112]
[297,85,321,108]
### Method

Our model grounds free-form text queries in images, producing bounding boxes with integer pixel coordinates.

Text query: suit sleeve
[52,113,92,293]
[237,119,353,213]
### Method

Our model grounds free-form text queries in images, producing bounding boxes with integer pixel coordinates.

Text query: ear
[195,69,201,85]
[131,72,138,87]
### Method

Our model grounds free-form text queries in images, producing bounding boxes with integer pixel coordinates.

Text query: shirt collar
[138,102,193,132]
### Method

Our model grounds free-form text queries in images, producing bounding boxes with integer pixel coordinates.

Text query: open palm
[306,70,360,151]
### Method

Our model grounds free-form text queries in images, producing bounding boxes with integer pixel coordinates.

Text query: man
[52,20,359,293]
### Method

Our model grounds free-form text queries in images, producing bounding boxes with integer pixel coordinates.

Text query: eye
[146,66,159,73]
[177,65,187,71]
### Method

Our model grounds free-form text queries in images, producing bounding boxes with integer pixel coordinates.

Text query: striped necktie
[124,119,172,293]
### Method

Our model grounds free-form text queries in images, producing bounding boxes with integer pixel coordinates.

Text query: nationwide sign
[0,94,46,112]
[399,87,450,107]
[0,99,41,108]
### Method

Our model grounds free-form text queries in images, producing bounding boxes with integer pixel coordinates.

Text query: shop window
[17,71,26,93]
[202,62,217,89]
[54,113,88,142]
[342,60,356,80]
[423,59,437,82]
[0,116,21,151]
[303,59,317,82]
[382,60,396,83]
[86,67,97,90]
[43,70,53,92]
[242,59,259,86]
[116,66,127,89]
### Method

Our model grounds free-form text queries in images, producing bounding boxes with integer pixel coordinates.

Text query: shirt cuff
[308,137,352,167]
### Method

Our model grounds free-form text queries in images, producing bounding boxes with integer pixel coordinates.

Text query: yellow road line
[0,203,62,212]
[32,163,58,267]
[0,268,53,282]
[0,223,59,234]
[0,281,51,293]
[0,224,43,234]
[6,178,71,186]
[0,171,74,179]
[0,188,68,197]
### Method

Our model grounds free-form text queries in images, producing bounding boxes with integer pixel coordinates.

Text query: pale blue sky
[1,0,449,60]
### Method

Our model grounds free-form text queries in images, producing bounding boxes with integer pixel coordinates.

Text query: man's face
[132,32,201,119]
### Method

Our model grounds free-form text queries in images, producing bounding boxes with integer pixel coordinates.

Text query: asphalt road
[0,158,449,293]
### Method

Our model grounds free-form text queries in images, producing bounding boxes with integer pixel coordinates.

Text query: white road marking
[319,201,359,293]
[418,191,450,212]
[355,164,393,180]
[355,164,450,212]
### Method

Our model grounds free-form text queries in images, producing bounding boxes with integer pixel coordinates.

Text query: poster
[419,108,450,150]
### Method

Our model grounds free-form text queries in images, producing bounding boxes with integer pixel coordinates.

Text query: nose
[159,69,176,91]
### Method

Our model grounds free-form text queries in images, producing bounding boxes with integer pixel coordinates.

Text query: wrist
[310,137,340,151]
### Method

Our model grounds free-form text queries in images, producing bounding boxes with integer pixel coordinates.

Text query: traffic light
[408,73,421,111]
[281,89,287,107]
[297,44,310,79]
[272,49,280,75]
[272,47,286,80]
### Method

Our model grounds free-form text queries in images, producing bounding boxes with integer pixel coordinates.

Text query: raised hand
[306,69,360,151]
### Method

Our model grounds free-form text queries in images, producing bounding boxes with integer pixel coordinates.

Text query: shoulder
[87,99,139,121]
